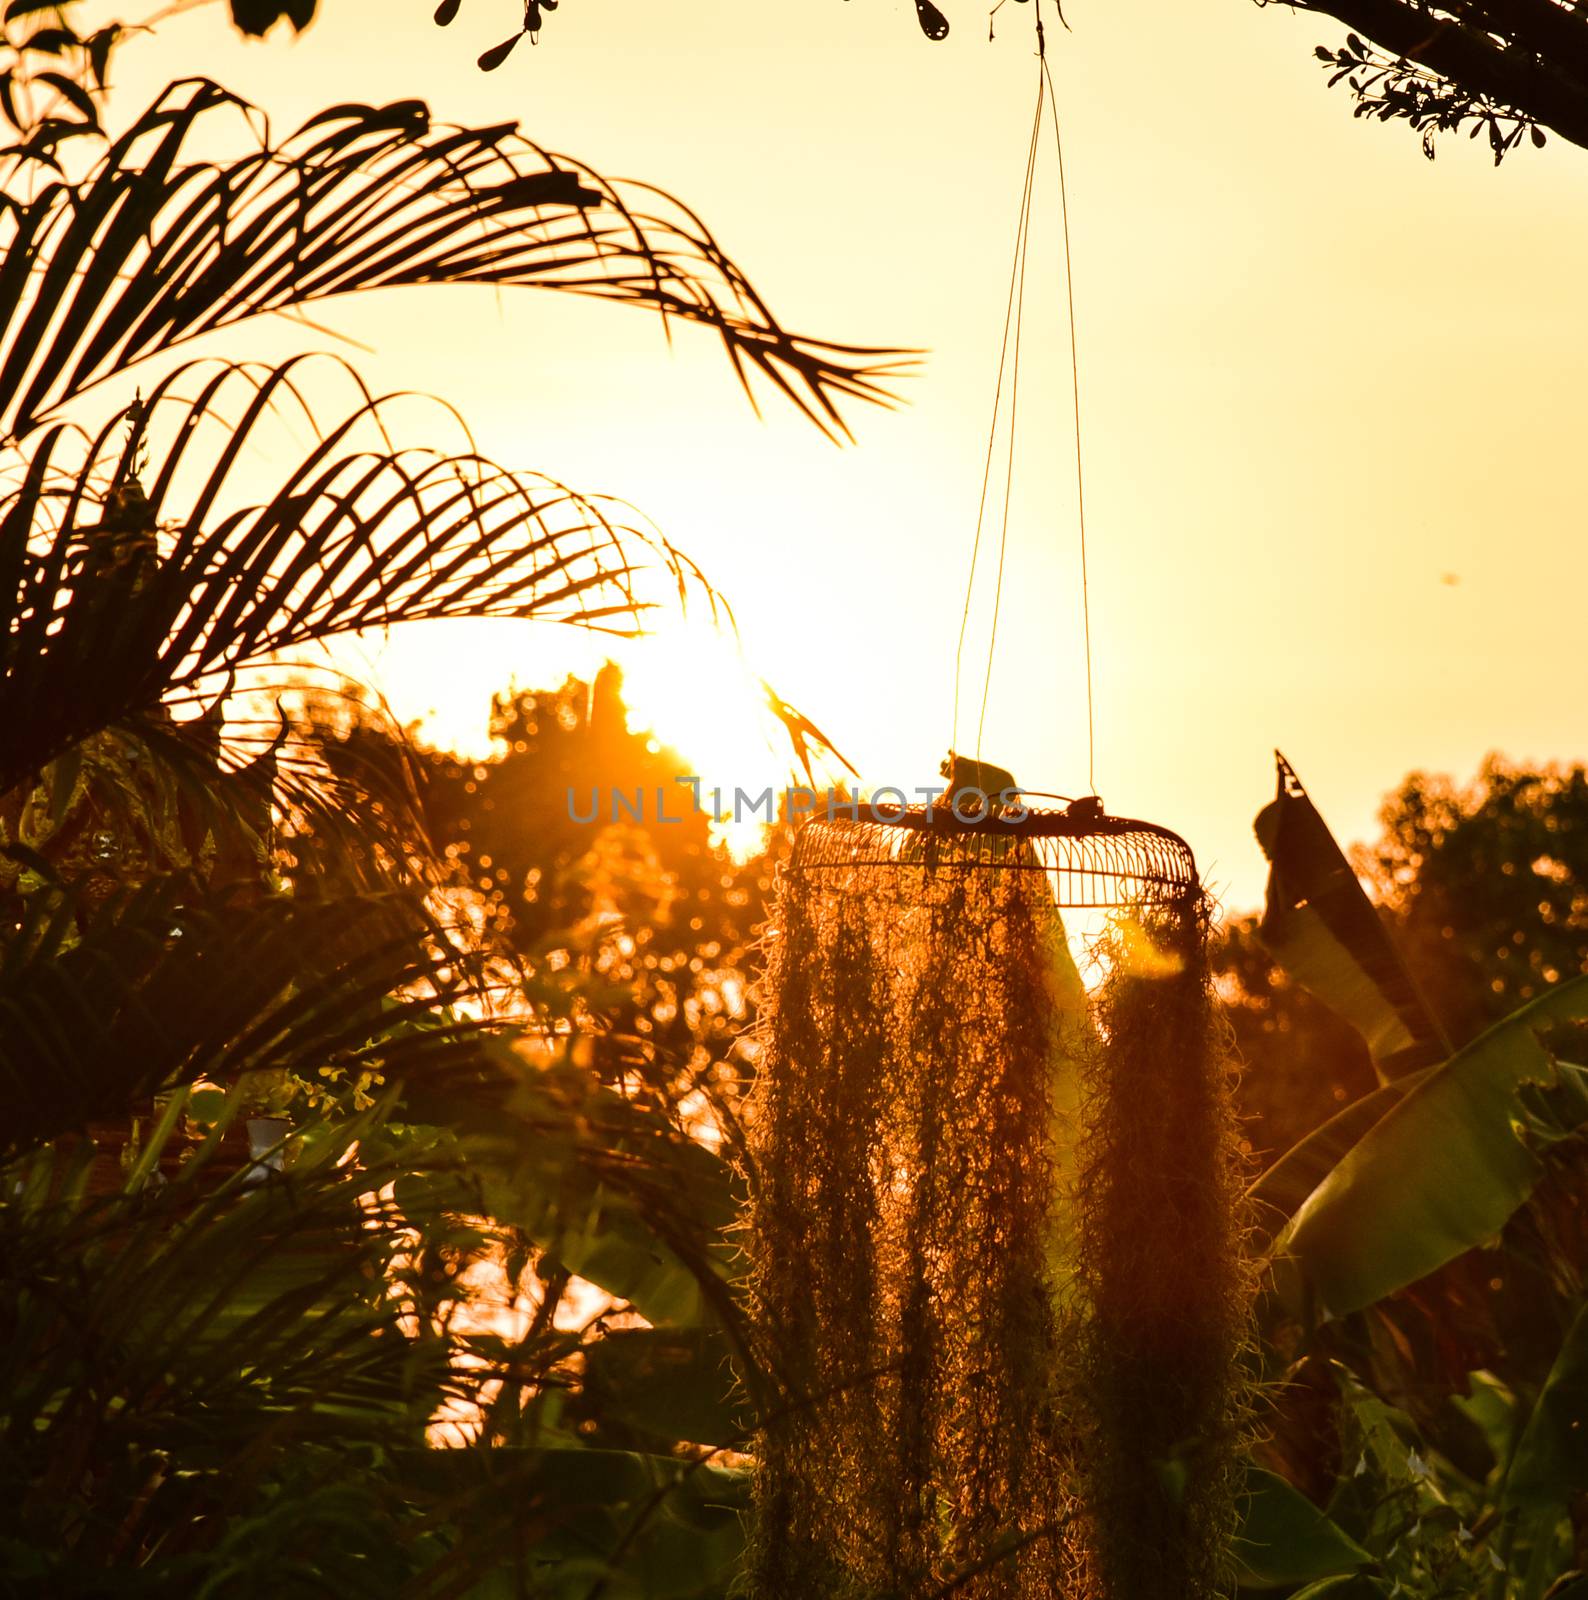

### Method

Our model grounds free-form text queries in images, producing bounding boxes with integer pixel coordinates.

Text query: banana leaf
[1233,1466,1373,1589]
[1255,754,1446,1077]
[458,1079,743,1333]
[1275,977,1588,1318]
[581,1327,747,1448]
[1248,1069,1431,1238]
[1506,1299,1588,1508]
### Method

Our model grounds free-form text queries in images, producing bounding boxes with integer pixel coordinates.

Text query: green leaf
[43,740,80,828]
[1255,755,1445,1073]
[0,878,503,1153]
[582,1327,748,1446]
[1233,1465,1373,1589]
[1507,1300,1588,1508]
[1286,1578,1393,1599]
[432,1064,745,1333]
[1329,1365,1455,1546]
[0,1119,473,1591]
[474,1139,725,1329]
[1452,1370,1520,1473]
[1275,976,1588,1317]
[550,1191,713,1326]
[393,1446,748,1598]
[1248,1069,1431,1233]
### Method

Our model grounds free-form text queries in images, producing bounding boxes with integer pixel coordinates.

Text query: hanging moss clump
[747,854,1074,1599]
[1068,896,1254,1599]
[747,810,1253,1600]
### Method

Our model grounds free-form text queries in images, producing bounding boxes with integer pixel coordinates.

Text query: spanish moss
[749,845,1252,1599]
[1069,897,1254,1599]
[747,855,1074,1598]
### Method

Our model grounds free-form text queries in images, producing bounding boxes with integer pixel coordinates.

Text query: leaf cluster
[0,9,891,1592]
[1314,33,1546,164]
[0,0,118,173]
[1227,755,1588,1597]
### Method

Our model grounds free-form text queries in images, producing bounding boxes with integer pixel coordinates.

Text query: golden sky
[104,0,1588,909]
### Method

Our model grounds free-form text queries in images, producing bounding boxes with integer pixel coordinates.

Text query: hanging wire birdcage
[748,786,1251,1600]
[785,797,1198,909]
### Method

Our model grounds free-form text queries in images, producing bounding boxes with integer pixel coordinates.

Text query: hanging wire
[1042,44,1097,797]
[951,72,1044,760]
[950,6,1100,796]
[974,104,1035,762]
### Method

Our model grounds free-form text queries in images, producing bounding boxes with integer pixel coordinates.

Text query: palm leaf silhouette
[0,1103,503,1591]
[0,357,718,791]
[0,872,504,1151]
[0,79,906,444]
[0,878,761,1590]
[0,53,863,1594]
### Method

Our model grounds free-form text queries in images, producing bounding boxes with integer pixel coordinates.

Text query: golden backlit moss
[748,862,1251,1599]
[1068,902,1255,1599]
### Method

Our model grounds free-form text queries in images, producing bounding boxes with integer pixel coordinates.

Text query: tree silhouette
[420,0,1588,161]
[219,0,1588,162]
[0,5,875,1587]
[1220,755,1588,1159]
[307,665,777,1120]
[1292,0,1588,161]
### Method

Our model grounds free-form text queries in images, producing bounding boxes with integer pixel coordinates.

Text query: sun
[617,619,792,856]
[339,610,839,859]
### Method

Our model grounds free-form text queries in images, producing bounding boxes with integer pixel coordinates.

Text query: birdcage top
[786,800,1198,909]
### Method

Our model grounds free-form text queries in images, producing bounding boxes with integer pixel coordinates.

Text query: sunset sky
[106,0,1588,910]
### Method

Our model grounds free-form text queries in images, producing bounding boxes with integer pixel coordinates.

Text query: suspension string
[975,92,1038,762]
[954,8,1100,798]
[1042,49,1097,797]
[951,62,1044,760]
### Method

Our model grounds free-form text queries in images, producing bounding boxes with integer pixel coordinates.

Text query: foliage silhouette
[1221,755,1588,1160]
[414,0,1588,163]
[1237,754,1588,1597]
[0,3,886,1591]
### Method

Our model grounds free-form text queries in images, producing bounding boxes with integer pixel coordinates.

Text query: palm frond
[0,357,712,791]
[0,79,908,444]
[0,1105,498,1591]
[0,873,503,1151]
[136,682,462,902]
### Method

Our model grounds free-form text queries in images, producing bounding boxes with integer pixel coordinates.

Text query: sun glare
[342,612,829,867]
[618,621,791,858]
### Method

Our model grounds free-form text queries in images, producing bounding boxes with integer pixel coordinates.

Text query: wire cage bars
[784,800,1198,910]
